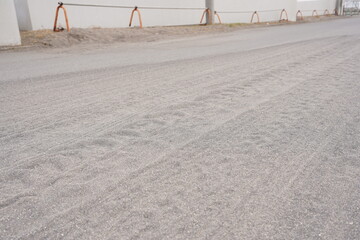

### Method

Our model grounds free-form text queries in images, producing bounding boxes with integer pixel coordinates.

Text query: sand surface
[1,15,339,51]
[1,17,360,239]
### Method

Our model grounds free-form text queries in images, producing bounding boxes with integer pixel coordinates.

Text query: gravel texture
[0,16,360,240]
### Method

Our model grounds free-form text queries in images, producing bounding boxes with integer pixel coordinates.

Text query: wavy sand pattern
[1,18,360,239]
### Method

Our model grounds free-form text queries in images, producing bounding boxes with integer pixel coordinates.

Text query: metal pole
[206,0,214,24]
[336,0,343,15]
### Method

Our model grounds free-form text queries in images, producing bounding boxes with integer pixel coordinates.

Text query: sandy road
[1,18,360,239]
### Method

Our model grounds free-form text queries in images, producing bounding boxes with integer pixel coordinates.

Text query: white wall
[215,0,297,23]
[0,0,21,46]
[16,0,206,30]
[297,0,338,16]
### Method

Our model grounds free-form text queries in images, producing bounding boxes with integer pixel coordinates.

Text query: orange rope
[129,7,143,28]
[214,11,222,24]
[296,10,304,20]
[53,3,70,32]
[200,8,212,24]
[279,9,288,21]
[250,11,260,23]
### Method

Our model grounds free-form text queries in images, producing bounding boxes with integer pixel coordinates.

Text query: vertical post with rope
[214,11,222,24]
[129,6,143,28]
[205,0,214,24]
[296,10,304,21]
[53,2,70,32]
[200,9,212,24]
[250,11,260,23]
[279,9,288,22]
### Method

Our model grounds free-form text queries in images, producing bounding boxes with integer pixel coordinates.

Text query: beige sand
[0,16,359,239]
[12,15,339,50]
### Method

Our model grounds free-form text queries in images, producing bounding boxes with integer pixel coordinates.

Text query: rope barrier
[217,9,282,14]
[133,6,204,11]
[61,3,132,9]
[53,2,340,33]
[299,9,337,16]
[216,9,288,24]
[60,2,204,11]
[217,7,339,24]
[257,9,284,13]
[217,11,257,14]
[54,1,209,32]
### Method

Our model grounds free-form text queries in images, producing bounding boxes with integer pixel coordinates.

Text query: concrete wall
[15,0,206,30]
[297,0,338,16]
[0,0,21,46]
[215,0,297,23]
